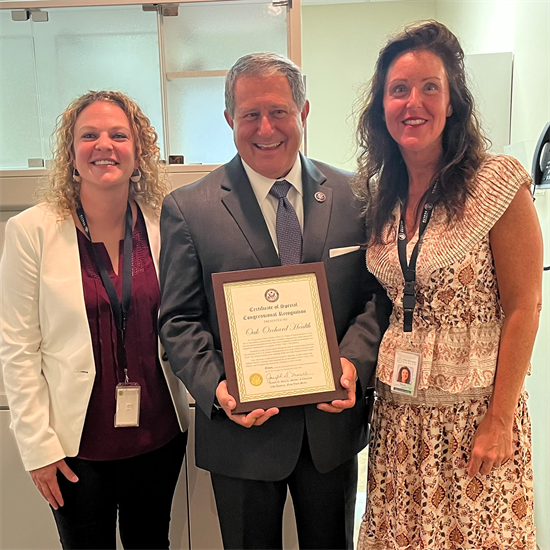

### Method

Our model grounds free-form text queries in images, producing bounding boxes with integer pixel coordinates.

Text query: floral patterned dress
[358,155,536,550]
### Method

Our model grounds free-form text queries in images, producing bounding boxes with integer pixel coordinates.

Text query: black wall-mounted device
[532,122,550,191]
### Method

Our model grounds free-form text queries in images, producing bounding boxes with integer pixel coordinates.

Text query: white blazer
[0,202,189,471]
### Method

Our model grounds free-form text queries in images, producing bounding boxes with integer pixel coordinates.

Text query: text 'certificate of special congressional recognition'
[212,263,347,413]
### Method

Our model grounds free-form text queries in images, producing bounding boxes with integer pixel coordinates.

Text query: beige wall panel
[0,411,62,549]
[0,407,191,549]
[185,406,300,548]
[0,171,47,211]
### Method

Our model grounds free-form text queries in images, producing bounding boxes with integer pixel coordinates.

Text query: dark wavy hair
[352,20,488,244]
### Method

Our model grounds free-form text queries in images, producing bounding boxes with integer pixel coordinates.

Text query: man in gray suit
[159,53,390,550]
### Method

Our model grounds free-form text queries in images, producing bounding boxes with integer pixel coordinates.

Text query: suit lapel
[221,155,280,267]
[139,201,160,275]
[49,209,95,356]
[301,155,332,263]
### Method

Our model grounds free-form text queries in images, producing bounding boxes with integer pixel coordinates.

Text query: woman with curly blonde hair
[1,91,189,549]
[38,90,168,215]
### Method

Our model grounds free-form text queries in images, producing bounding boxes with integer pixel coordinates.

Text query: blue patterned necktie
[269,180,302,265]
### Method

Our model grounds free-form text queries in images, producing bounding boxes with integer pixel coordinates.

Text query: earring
[73,168,81,183]
[130,168,141,183]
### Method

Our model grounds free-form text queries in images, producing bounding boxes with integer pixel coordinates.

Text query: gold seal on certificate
[249,373,263,386]
[212,263,347,413]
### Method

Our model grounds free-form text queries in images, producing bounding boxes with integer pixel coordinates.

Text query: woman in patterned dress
[353,21,542,549]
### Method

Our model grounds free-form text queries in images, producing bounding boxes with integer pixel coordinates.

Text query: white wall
[435,0,550,166]
[303,0,550,168]
[302,1,436,170]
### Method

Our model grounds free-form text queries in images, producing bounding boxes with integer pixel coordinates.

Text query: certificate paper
[213,263,346,413]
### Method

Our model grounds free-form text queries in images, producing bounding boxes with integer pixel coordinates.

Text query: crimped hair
[37,90,167,216]
[352,20,489,245]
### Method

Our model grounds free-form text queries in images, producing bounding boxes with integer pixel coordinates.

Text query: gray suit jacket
[159,154,390,481]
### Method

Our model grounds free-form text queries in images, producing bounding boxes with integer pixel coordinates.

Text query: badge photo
[390,349,421,397]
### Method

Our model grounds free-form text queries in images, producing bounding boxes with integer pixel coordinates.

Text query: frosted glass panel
[163,0,288,163]
[31,6,163,157]
[0,11,42,169]
[1,6,164,167]
[167,76,235,164]
[1,1,291,168]
[164,1,287,72]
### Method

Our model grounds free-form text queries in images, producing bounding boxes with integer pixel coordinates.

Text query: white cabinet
[185,405,299,549]
[0,410,62,549]
[0,405,303,549]
[0,409,191,549]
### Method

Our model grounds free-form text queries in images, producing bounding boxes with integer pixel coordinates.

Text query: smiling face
[73,101,137,193]
[383,49,452,164]
[400,368,410,383]
[224,74,309,179]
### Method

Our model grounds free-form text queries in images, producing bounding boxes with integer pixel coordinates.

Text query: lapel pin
[314,191,326,203]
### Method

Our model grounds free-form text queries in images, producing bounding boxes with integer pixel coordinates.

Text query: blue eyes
[390,83,439,94]
[80,133,129,140]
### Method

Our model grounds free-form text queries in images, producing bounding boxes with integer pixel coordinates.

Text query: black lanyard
[397,186,437,333]
[76,202,133,347]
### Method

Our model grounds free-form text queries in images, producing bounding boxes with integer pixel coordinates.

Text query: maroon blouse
[76,207,180,461]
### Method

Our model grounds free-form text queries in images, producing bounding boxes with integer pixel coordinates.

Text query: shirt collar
[242,155,303,204]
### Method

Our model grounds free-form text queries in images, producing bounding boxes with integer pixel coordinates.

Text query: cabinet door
[185,406,224,549]
[0,411,61,549]
[168,451,191,550]
[0,210,24,401]
[0,408,190,550]
[185,404,300,549]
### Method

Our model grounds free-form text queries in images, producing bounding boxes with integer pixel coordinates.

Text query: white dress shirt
[242,156,304,254]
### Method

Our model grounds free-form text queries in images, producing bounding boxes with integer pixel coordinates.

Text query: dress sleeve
[466,154,531,233]
[422,154,531,276]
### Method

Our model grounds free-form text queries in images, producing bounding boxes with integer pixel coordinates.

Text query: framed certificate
[212,263,347,414]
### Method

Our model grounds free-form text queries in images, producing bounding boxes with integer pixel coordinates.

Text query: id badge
[391,349,421,397]
[115,383,140,427]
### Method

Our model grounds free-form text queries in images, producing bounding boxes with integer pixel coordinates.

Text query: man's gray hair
[225,52,306,116]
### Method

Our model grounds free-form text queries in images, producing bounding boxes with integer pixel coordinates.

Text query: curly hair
[352,20,489,245]
[37,90,167,216]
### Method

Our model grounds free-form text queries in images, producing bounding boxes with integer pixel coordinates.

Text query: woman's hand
[30,459,78,509]
[467,410,514,477]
